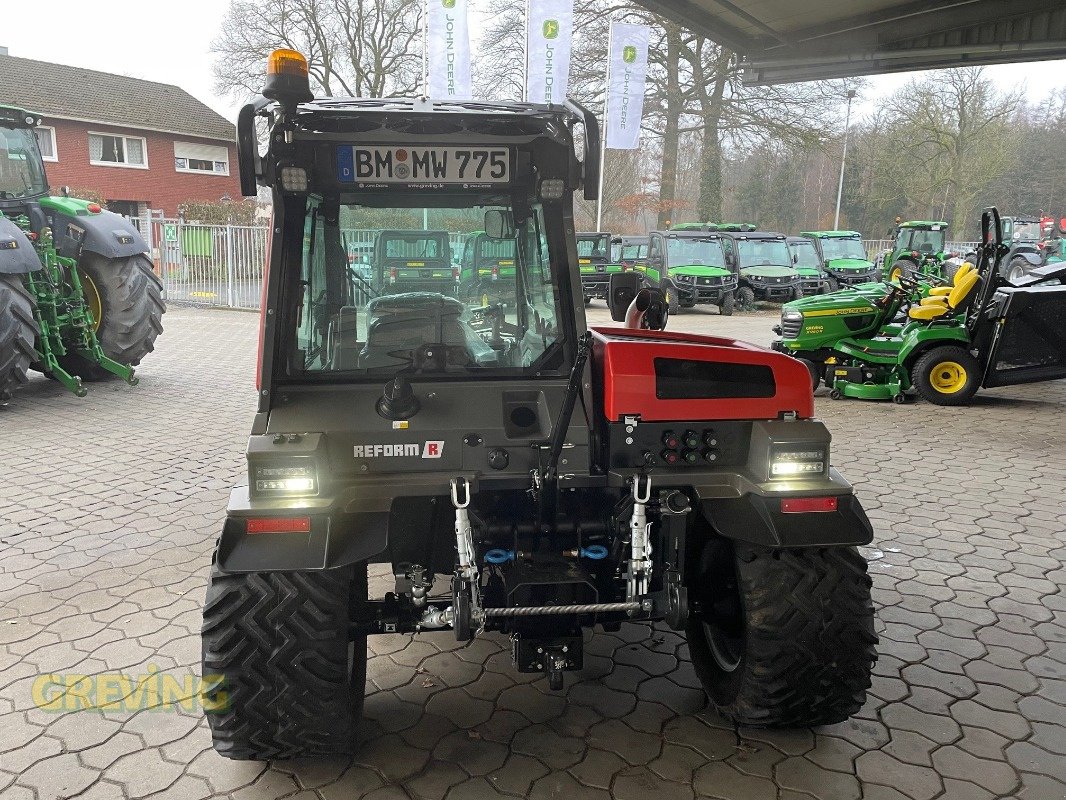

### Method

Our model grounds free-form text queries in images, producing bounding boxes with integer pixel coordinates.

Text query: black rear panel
[982,286,1066,388]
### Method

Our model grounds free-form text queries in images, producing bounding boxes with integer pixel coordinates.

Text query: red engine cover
[591,327,814,422]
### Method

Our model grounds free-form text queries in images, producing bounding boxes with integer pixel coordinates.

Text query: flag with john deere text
[427,0,472,101]
[605,22,651,150]
[526,0,574,104]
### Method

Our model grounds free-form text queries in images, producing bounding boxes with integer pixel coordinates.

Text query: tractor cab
[883,221,949,282]
[0,107,49,208]
[576,231,622,303]
[800,231,879,288]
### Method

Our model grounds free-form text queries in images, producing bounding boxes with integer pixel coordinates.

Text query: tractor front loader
[0,105,164,403]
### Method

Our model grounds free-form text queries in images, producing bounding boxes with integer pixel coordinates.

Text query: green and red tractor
[0,104,164,403]
[879,220,957,283]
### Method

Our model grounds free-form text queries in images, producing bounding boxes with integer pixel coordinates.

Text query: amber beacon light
[263,48,313,106]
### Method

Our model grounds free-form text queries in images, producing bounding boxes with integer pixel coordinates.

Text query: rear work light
[781,497,838,513]
[253,462,318,495]
[246,516,311,534]
[770,447,827,479]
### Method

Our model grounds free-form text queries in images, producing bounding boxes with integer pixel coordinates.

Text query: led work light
[253,462,318,495]
[770,447,827,478]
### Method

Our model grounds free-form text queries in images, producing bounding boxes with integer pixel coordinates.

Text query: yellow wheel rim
[79,269,103,332]
[889,267,902,283]
[929,361,967,394]
[481,292,490,307]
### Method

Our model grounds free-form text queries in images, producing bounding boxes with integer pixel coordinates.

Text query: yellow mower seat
[928,262,974,296]
[909,269,979,321]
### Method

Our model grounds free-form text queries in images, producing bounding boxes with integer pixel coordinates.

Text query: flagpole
[422,0,429,98]
[596,20,613,232]
[523,0,530,102]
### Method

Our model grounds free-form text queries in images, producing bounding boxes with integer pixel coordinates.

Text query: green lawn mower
[0,105,164,404]
[799,231,880,288]
[772,208,1066,405]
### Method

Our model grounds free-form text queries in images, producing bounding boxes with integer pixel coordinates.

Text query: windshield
[900,228,945,254]
[292,200,565,377]
[665,237,726,267]
[1012,221,1041,241]
[0,127,49,200]
[577,235,610,259]
[820,238,868,261]
[621,241,648,259]
[736,239,791,268]
[789,242,821,268]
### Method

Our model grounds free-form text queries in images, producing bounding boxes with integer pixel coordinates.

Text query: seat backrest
[947,269,980,310]
[953,262,974,285]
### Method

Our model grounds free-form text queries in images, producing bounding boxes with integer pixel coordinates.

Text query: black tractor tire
[887,259,916,284]
[202,564,368,759]
[687,539,876,727]
[1006,257,1029,284]
[911,346,981,406]
[824,277,840,292]
[737,286,756,311]
[792,286,804,300]
[55,253,165,381]
[0,275,39,404]
[665,282,681,311]
[719,292,735,316]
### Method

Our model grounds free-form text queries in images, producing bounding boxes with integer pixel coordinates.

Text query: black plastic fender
[1010,250,1043,268]
[0,217,42,274]
[48,207,149,261]
[701,492,874,548]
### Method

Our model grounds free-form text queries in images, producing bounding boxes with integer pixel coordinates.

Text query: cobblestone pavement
[2,304,1065,800]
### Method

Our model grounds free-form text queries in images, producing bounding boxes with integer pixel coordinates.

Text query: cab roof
[0,104,41,129]
[800,230,863,239]
[899,221,947,229]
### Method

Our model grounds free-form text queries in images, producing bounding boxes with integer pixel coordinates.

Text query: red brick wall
[40,118,241,217]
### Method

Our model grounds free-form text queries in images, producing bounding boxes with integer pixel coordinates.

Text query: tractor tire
[665,283,681,311]
[737,286,756,311]
[824,277,840,292]
[792,286,804,300]
[1006,257,1029,284]
[719,292,735,316]
[55,253,165,381]
[202,564,368,759]
[0,275,38,404]
[687,539,876,727]
[911,346,981,406]
[888,260,917,284]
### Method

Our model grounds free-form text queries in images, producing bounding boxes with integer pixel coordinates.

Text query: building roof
[0,53,234,142]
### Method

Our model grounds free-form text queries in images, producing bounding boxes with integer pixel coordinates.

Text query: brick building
[0,51,240,217]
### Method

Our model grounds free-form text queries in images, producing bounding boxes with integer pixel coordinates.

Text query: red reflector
[87,203,102,214]
[780,497,838,514]
[246,517,311,534]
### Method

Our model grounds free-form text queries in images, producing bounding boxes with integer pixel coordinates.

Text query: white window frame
[35,126,58,162]
[88,131,149,170]
[173,141,230,177]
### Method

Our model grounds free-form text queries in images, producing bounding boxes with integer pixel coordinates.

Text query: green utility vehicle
[880,220,953,283]
[799,230,880,288]
[202,49,877,760]
[616,234,649,270]
[0,104,164,403]
[457,230,516,306]
[713,226,803,309]
[374,229,455,295]
[772,209,1066,405]
[577,231,623,304]
[642,230,737,314]
[785,237,831,295]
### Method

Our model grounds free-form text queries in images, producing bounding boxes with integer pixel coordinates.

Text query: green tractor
[0,105,164,403]
[879,220,955,283]
[641,229,737,314]
[576,231,624,304]
[772,208,1066,405]
[797,230,880,289]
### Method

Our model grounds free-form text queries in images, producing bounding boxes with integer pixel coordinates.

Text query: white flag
[426,0,472,101]
[604,22,651,150]
[526,0,574,104]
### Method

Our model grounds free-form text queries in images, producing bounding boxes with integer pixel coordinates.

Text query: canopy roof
[633,0,1066,84]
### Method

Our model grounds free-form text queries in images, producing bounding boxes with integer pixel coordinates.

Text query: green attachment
[13,215,138,396]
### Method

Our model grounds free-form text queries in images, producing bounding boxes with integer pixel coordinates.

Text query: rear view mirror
[485,210,515,239]
[608,272,642,322]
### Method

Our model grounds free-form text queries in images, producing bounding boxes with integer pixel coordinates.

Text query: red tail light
[389,267,398,283]
[491,266,499,281]
[86,203,102,214]
[452,266,460,280]
[246,516,311,534]
[911,250,919,258]
[780,497,838,513]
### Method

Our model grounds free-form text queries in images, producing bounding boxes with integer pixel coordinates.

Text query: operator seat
[908,270,979,322]
[927,262,974,297]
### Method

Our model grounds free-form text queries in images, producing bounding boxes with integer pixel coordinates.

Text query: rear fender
[0,217,41,274]
[41,201,149,260]
[898,324,970,366]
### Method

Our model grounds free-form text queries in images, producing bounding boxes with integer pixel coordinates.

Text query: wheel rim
[701,618,743,673]
[1008,267,1025,282]
[79,269,103,332]
[929,360,967,394]
[890,267,902,283]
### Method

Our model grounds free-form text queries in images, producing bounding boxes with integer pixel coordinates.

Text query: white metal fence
[126,216,983,312]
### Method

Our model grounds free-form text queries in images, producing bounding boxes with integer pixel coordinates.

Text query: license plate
[338,146,510,185]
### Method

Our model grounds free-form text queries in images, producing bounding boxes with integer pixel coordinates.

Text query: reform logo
[543,19,559,39]
[622,44,638,63]
[353,441,445,459]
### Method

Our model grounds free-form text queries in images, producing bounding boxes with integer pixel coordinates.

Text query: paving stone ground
[1,304,1065,800]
